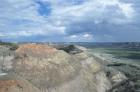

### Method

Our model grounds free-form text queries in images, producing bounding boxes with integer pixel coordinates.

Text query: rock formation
[0,43,130,92]
[0,73,41,92]
[11,44,111,92]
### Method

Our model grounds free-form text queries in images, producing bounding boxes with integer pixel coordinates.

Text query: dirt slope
[11,44,112,92]
[0,73,41,92]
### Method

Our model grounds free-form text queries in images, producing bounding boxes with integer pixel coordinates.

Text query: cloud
[0,0,139,42]
[67,33,93,42]
[0,0,66,40]
[49,0,135,24]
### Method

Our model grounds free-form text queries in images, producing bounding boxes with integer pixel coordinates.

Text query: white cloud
[70,35,77,38]
[83,33,93,39]
[119,3,135,18]
[0,0,67,38]
[0,0,137,41]
[39,0,136,37]
[68,33,93,42]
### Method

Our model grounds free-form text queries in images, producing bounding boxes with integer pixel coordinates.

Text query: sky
[0,0,140,42]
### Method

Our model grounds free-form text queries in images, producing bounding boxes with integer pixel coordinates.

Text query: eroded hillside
[0,43,128,92]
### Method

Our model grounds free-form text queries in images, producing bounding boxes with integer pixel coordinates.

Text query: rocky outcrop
[56,44,83,54]
[13,44,81,91]
[15,44,57,57]
[107,63,140,92]
[0,74,41,92]
[11,44,112,92]
[0,46,15,72]
[2,43,134,92]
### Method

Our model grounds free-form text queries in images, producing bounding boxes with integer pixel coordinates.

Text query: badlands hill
[0,43,129,92]
[13,44,110,92]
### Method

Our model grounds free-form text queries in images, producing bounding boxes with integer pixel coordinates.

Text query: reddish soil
[16,44,57,56]
[0,80,20,92]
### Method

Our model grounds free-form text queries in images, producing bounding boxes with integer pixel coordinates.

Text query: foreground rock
[92,54,140,92]
[107,63,140,92]
[11,44,111,92]
[0,45,15,72]
[0,73,41,92]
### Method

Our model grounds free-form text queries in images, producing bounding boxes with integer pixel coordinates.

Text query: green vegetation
[59,44,82,54]
[105,48,140,59]
[59,45,75,53]
[0,42,18,50]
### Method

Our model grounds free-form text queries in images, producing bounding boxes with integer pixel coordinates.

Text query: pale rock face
[95,71,112,92]
[46,58,111,92]
[13,44,81,91]
[80,57,111,92]
[11,44,112,92]
[82,57,102,73]
[0,46,15,72]
[0,74,41,92]
[75,52,89,60]
[111,72,127,83]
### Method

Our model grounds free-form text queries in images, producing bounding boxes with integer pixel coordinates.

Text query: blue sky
[0,0,140,42]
